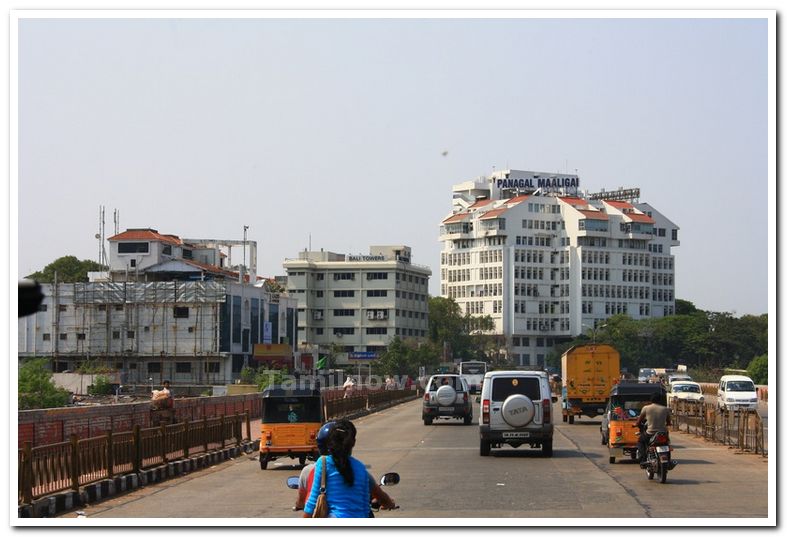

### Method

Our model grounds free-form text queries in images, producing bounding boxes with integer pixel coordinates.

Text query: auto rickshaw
[600,382,667,464]
[259,385,324,470]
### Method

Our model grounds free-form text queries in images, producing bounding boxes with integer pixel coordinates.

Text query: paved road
[60,399,770,520]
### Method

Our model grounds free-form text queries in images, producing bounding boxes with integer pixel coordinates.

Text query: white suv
[479,370,556,457]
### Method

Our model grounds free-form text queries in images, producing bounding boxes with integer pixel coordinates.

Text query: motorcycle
[286,471,400,516]
[637,422,677,483]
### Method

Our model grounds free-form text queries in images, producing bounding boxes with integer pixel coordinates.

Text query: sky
[15,14,771,316]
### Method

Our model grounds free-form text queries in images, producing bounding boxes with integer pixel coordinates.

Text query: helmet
[316,421,337,455]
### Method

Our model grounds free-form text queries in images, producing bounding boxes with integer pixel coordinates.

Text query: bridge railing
[18,411,249,506]
[669,400,766,457]
[324,388,419,419]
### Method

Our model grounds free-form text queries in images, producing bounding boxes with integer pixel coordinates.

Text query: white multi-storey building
[440,169,679,367]
[283,246,431,364]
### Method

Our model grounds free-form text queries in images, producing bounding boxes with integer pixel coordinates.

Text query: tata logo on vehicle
[508,405,528,416]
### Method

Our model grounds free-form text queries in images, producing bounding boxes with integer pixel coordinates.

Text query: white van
[717,375,758,411]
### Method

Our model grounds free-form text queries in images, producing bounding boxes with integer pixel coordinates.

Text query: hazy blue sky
[16,15,770,315]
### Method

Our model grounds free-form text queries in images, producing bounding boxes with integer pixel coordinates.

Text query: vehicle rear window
[263,398,322,423]
[491,377,541,401]
[429,377,463,391]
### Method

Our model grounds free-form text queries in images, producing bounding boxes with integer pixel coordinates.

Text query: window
[333,290,355,298]
[333,309,355,317]
[188,326,195,333]
[118,242,149,254]
[316,291,324,297]
[114,305,124,311]
[112,331,120,340]
[492,377,540,401]
[38,304,48,312]
[204,362,220,373]
[147,362,161,373]
[77,333,86,340]
[144,326,150,332]
[366,272,388,280]
[130,259,137,268]
[333,327,355,335]
[175,362,192,373]
[42,333,51,341]
[59,333,68,341]
[316,328,324,335]
[316,273,325,280]
[672,229,678,241]
[366,327,388,335]
[127,331,135,339]
[173,306,189,318]
[182,249,193,259]
[58,304,67,312]
[97,304,106,312]
[162,245,172,255]
[333,272,355,281]
[367,290,388,297]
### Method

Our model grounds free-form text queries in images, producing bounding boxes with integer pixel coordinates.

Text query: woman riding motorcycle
[302,419,396,518]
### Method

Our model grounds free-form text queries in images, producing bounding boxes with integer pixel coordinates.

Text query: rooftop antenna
[309,233,312,252]
[114,208,120,235]
[96,206,106,266]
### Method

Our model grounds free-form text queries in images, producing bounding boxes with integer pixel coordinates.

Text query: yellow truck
[561,344,621,424]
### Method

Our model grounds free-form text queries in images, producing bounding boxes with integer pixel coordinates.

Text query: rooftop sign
[348,255,386,262]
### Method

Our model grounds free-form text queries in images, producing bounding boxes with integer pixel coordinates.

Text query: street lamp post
[582,323,608,344]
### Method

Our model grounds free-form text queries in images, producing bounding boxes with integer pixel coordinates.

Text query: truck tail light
[463,392,468,404]
[424,392,430,402]
[482,399,490,424]
[542,399,551,423]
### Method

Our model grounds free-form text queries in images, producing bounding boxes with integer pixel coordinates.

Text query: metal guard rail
[19,411,250,506]
[669,400,766,457]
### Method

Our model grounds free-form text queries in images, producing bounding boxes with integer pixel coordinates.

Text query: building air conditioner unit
[377,311,386,319]
[367,311,376,320]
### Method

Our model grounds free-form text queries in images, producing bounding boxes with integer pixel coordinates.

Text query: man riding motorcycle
[293,420,395,513]
[635,392,672,467]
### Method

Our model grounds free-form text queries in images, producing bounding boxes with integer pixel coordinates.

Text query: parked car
[717,375,758,411]
[479,370,556,457]
[422,374,473,425]
[666,381,704,405]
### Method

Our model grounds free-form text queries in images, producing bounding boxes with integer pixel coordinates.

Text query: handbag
[312,456,329,518]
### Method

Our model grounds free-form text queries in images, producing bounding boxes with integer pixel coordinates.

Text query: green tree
[88,375,113,395]
[19,358,71,409]
[747,354,767,385]
[428,296,496,362]
[26,255,107,283]
[675,299,699,315]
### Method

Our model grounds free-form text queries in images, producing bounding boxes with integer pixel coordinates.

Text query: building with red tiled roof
[440,168,679,368]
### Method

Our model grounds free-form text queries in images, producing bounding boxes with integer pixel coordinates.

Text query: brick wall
[18,393,263,449]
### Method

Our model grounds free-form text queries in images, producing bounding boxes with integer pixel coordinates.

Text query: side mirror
[476,396,481,403]
[286,476,300,490]
[551,396,558,403]
[380,472,400,486]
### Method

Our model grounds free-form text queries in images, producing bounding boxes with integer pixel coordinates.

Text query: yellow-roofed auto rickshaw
[600,382,667,464]
[259,385,324,470]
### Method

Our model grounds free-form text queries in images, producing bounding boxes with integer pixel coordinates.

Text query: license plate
[503,432,530,438]
[656,445,670,453]
[439,407,454,412]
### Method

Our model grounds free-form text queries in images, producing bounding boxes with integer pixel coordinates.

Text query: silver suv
[479,370,556,457]
[422,374,473,425]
